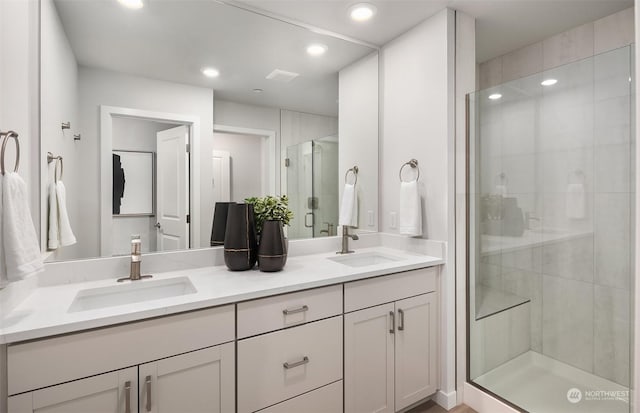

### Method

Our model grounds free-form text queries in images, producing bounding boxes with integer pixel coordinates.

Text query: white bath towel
[56,181,76,246]
[399,180,422,236]
[0,177,6,288]
[339,183,358,227]
[2,173,43,282]
[566,183,586,219]
[47,180,59,250]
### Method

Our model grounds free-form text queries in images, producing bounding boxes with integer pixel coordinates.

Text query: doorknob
[155,222,161,229]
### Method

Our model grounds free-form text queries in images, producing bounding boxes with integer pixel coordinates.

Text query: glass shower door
[467,46,634,413]
[286,141,314,239]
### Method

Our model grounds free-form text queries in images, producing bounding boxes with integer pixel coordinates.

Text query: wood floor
[407,400,478,413]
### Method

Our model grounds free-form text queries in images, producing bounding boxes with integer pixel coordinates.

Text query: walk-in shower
[286,136,339,239]
[467,46,634,413]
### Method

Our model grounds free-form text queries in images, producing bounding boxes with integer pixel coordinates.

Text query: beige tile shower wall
[479,7,634,89]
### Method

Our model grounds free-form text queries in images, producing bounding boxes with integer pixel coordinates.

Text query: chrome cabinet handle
[283,305,309,315]
[124,381,131,413]
[389,311,395,334]
[145,375,152,412]
[398,308,405,331]
[283,356,309,369]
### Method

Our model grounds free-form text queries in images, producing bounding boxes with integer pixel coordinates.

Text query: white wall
[214,99,281,193]
[0,0,40,243]
[78,67,214,257]
[213,132,265,202]
[379,9,458,407]
[40,0,80,261]
[380,10,451,241]
[339,52,379,232]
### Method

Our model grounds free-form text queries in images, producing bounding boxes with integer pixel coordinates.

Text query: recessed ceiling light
[488,93,502,100]
[201,67,220,78]
[349,3,376,22]
[117,0,144,9]
[253,88,263,93]
[306,44,328,57]
[541,78,558,86]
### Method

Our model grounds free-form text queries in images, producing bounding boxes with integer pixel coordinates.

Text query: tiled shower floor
[474,351,629,413]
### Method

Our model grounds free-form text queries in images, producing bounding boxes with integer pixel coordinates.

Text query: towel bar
[399,159,419,182]
[0,131,20,175]
[345,166,358,185]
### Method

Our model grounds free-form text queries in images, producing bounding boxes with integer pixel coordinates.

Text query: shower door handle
[305,212,314,228]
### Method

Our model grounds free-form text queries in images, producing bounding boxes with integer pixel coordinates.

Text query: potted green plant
[245,195,293,272]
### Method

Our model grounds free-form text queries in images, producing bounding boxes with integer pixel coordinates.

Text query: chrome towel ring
[399,159,419,182]
[345,166,359,185]
[47,152,64,182]
[0,131,20,175]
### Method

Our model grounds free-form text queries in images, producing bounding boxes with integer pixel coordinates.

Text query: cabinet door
[8,367,137,413]
[138,343,234,413]
[394,293,437,411]
[344,303,395,413]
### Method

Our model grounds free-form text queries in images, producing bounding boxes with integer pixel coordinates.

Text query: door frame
[100,105,201,256]
[213,124,277,196]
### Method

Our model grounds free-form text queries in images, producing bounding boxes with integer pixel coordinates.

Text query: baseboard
[435,389,458,410]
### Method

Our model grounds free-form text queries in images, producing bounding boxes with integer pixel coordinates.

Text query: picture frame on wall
[113,150,155,216]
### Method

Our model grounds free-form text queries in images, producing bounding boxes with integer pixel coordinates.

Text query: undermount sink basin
[328,252,401,268]
[68,276,197,312]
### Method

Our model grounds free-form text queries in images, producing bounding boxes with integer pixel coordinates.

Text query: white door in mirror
[156,125,189,251]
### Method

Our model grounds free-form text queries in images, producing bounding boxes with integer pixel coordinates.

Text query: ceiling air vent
[266,69,300,83]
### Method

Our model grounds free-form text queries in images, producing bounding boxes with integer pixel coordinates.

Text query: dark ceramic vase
[224,203,258,271]
[258,220,288,272]
[210,202,236,247]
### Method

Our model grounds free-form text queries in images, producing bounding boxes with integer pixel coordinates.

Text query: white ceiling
[53,0,375,116]
[54,0,633,117]
[236,0,633,62]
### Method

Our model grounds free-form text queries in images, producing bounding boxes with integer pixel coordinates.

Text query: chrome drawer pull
[389,311,395,334]
[398,308,405,331]
[282,305,309,315]
[145,375,152,412]
[283,356,310,369]
[124,381,131,413]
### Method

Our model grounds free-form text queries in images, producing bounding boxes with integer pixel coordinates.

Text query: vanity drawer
[344,267,437,312]
[8,305,234,395]
[237,316,343,413]
[237,284,342,338]
[257,380,343,413]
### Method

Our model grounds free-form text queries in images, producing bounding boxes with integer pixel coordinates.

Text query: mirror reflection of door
[156,125,190,251]
[212,150,231,204]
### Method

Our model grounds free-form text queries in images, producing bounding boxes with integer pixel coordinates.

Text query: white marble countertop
[480,227,593,255]
[0,246,443,344]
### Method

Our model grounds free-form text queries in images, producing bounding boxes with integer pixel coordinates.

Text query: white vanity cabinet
[344,268,438,413]
[8,367,137,413]
[236,285,344,413]
[6,306,235,413]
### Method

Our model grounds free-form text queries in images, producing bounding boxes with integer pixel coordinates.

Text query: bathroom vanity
[1,243,443,413]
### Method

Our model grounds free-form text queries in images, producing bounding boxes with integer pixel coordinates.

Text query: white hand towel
[56,181,76,246]
[566,183,586,219]
[399,180,422,236]
[0,176,6,288]
[495,185,508,197]
[339,183,358,227]
[2,172,44,281]
[47,180,59,250]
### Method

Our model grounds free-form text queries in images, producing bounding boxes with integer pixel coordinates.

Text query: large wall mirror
[41,0,379,261]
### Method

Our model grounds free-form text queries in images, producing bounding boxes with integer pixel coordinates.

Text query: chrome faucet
[337,226,359,254]
[117,236,153,282]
